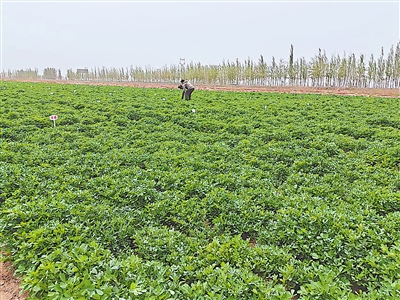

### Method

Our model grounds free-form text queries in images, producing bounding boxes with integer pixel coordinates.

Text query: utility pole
[179,58,185,80]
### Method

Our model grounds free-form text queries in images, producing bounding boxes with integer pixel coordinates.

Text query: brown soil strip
[0,252,28,300]
[3,79,399,98]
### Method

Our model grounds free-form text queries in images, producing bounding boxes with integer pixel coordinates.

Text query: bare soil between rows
[3,79,400,98]
[0,253,28,300]
[0,80,398,300]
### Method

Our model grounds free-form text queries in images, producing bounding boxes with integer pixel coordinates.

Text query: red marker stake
[49,115,58,128]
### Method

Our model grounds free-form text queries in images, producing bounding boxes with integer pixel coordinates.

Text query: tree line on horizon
[2,43,399,89]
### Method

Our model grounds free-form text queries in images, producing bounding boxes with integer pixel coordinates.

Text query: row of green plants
[1,81,399,299]
[2,42,400,88]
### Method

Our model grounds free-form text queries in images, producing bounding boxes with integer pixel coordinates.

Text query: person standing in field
[178,79,195,100]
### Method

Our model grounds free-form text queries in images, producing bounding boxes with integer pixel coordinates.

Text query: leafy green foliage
[1,82,399,299]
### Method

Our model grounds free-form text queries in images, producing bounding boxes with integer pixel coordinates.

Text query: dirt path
[3,79,400,98]
[0,253,28,300]
[0,80,398,300]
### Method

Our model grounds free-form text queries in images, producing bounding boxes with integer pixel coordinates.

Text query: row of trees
[2,43,399,88]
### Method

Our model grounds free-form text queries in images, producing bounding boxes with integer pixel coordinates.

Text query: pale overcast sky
[1,1,399,75]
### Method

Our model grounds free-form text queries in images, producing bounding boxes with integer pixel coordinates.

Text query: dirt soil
[3,79,400,98]
[0,80,398,300]
[0,253,28,300]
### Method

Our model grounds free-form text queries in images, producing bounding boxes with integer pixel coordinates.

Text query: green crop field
[1,81,399,299]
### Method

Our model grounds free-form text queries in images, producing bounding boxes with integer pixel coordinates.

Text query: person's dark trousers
[185,88,194,100]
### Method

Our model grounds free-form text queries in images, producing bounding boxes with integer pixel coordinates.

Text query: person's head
[180,79,185,83]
